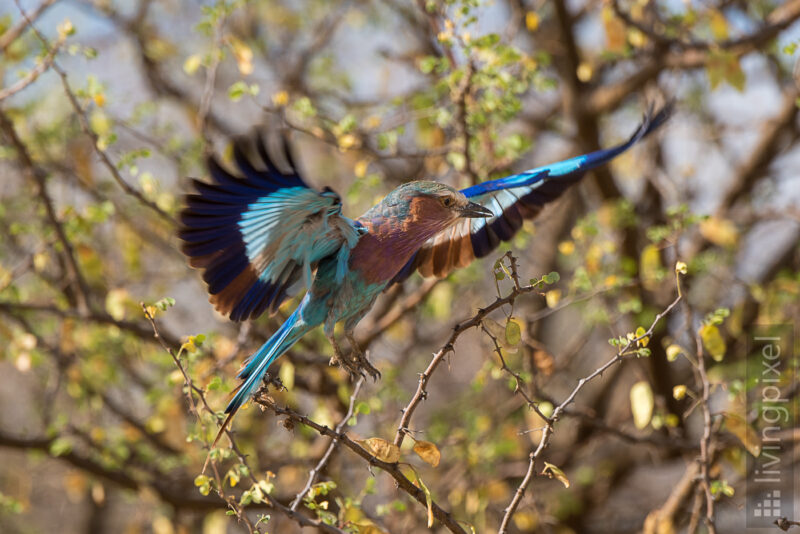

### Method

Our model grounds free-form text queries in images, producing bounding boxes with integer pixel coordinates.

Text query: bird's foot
[262,372,286,391]
[337,355,367,381]
[352,349,381,381]
[329,345,365,381]
[344,332,380,381]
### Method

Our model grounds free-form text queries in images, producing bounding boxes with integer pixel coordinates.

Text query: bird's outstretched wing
[391,103,672,283]
[179,134,364,321]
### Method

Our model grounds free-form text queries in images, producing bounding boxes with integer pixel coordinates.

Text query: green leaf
[505,318,522,346]
[542,271,560,285]
[49,437,73,456]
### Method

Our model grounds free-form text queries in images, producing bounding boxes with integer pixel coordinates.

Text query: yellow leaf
[644,512,676,534]
[357,438,400,463]
[707,51,746,91]
[279,361,295,390]
[353,523,388,534]
[630,381,654,429]
[338,133,359,151]
[354,159,369,178]
[364,115,382,129]
[525,12,539,32]
[183,54,202,75]
[640,244,662,290]
[542,462,570,488]
[628,28,646,48]
[105,288,129,321]
[413,440,441,467]
[545,289,561,309]
[585,244,602,274]
[271,90,289,107]
[57,19,74,38]
[576,62,593,82]
[700,217,738,248]
[228,36,253,76]
[635,326,649,347]
[414,473,435,527]
[558,240,575,255]
[89,109,112,137]
[700,324,726,361]
[724,413,762,457]
[602,6,626,52]
[709,10,728,41]
[666,344,684,362]
[33,252,49,271]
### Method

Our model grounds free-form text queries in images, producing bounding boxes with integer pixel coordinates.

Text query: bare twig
[0,31,65,101]
[393,275,549,448]
[10,0,176,226]
[692,326,717,533]
[498,278,684,534]
[197,14,225,150]
[0,110,91,315]
[0,0,57,52]
[290,377,365,511]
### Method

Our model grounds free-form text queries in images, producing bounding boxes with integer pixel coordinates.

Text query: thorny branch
[393,258,550,448]
[289,377,365,511]
[255,394,468,534]
[141,304,347,534]
[496,268,685,534]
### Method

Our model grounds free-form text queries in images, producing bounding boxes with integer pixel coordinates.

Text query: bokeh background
[0,0,798,533]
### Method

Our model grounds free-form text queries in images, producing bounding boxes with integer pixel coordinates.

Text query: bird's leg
[327,333,364,380]
[345,330,380,381]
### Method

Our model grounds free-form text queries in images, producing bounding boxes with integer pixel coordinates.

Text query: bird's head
[378,181,492,235]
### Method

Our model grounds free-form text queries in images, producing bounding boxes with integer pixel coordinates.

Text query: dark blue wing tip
[637,100,674,141]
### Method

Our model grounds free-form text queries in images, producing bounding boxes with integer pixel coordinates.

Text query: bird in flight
[179,103,671,426]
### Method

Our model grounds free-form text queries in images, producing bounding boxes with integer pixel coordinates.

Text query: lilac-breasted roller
[179,104,671,422]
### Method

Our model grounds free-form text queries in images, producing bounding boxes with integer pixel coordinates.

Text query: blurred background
[0,0,798,532]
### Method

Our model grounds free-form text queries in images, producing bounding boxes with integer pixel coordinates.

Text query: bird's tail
[208,301,310,458]
[228,304,309,414]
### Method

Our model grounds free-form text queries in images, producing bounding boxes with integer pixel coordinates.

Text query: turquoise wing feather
[179,134,364,321]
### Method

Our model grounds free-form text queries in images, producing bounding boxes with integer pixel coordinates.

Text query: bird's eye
[440,196,455,208]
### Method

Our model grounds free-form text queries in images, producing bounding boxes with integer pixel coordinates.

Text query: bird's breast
[349,216,444,285]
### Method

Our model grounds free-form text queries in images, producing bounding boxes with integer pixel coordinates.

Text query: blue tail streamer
[225,303,307,414]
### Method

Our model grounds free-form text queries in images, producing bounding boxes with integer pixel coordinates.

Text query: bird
[179,103,671,431]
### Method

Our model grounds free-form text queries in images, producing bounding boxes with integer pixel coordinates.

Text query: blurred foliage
[1,0,799,533]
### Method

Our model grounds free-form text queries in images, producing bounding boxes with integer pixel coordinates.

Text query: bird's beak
[459,201,493,218]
